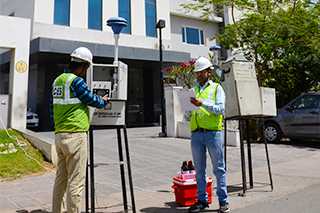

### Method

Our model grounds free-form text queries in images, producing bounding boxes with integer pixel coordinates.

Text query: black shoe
[188,201,209,213]
[219,203,230,213]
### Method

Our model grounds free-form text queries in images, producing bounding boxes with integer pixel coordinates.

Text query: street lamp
[209,44,224,82]
[107,17,128,64]
[156,19,167,137]
[209,44,221,66]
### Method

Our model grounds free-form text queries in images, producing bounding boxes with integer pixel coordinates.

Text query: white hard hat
[70,47,93,64]
[193,56,213,72]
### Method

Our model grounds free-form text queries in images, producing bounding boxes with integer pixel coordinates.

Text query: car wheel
[264,122,282,143]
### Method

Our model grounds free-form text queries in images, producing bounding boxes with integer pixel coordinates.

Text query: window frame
[182,26,205,45]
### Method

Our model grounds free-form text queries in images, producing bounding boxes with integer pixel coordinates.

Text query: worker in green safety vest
[52,47,108,213]
[188,56,230,213]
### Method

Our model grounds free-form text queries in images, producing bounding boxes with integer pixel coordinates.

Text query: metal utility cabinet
[221,59,277,118]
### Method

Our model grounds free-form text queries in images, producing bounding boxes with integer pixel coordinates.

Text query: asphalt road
[233,183,320,213]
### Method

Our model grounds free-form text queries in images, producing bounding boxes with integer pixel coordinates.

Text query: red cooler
[172,176,213,207]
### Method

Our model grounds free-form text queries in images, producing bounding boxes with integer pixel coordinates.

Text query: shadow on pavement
[17,210,50,213]
[227,185,243,193]
[140,202,220,213]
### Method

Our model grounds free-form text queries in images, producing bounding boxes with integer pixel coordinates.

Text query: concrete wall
[0,95,8,129]
[17,128,57,165]
[170,0,223,23]
[0,0,35,18]
[33,0,54,24]
[0,15,31,129]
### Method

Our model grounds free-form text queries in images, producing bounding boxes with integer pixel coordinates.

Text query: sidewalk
[1,127,320,212]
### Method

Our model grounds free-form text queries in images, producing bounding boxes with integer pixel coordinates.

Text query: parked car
[264,92,320,143]
[26,110,39,128]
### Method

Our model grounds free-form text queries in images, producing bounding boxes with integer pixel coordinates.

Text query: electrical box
[260,87,277,116]
[87,62,128,126]
[222,59,276,119]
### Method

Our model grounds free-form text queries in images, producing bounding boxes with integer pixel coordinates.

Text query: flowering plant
[163,59,196,89]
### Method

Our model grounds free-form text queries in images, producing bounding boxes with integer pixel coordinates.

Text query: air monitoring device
[87,61,128,126]
[221,59,277,119]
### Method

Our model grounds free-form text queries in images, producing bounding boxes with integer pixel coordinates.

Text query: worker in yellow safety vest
[52,47,108,213]
[188,56,230,213]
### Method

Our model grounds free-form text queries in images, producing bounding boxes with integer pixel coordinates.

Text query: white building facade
[0,0,222,130]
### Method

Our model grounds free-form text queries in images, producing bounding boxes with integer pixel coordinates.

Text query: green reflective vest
[190,80,224,131]
[53,73,89,133]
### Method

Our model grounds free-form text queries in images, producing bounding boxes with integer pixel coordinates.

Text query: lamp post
[156,19,167,137]
[209,44,224,82]
[209,44,221,66]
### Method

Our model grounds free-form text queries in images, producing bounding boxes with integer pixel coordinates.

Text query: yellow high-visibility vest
[53,73,89,133]
[190,80,224,131]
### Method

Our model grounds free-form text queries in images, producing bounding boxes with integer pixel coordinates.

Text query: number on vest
[53,86,63,97]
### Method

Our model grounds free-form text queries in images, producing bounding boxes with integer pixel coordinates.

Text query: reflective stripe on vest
[53,74,81,104]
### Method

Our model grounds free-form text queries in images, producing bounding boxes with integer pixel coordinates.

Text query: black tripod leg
[262,122,274,191]
[123,126,136,213]
[224,120,227,171]
[117,127,128,211]
[246,120,253,189]
[89,129,95,213]
[85,160,89,213]
[239,120,247,196]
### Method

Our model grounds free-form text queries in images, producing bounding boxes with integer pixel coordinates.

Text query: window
[118,0,131,34]
[145,0,157,37]
[54,0,70,26]
[182,27,205,45]
[290,95,320,110]
[88,0,102,30]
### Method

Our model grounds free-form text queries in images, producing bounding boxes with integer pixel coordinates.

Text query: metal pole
[224,119,227,171]
[123,126,136,213]
[246,119,254,189]
[114,34,119,64]
[89,129,95,213]
[262,121,274,191]
[239,120,247,196]
[159,27,167,137]
[116,127,128,211]
[85,161,89,213]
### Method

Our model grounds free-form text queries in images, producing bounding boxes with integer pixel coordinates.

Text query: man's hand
[102,95,109,102]
[190,97,202,107]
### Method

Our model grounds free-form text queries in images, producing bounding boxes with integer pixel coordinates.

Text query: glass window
[88,0,102,30]
[145,0,157,37]
[118,0,131,34]
[291,95,320,110]
[182,27,205,45]
[54,0,70,26]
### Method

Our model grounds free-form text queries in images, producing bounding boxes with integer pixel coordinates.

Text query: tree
[183,0,320,106]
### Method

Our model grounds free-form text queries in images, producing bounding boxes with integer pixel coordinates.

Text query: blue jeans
[191,130,228,205]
